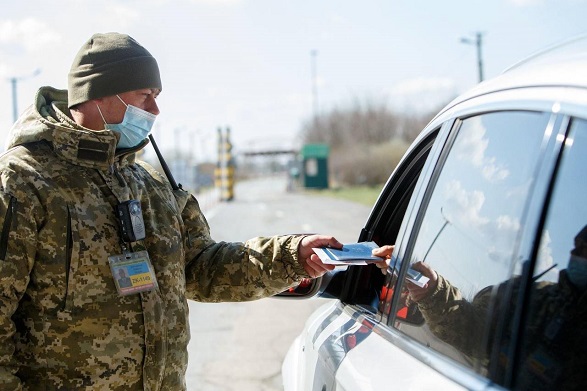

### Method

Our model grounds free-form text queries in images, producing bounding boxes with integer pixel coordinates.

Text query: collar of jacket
[8,87,149,170]
[51,124,149,170]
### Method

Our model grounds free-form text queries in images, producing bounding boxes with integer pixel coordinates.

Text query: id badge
[108,250,159,296]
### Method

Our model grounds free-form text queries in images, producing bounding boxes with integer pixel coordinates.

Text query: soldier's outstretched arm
[179,195,341,302]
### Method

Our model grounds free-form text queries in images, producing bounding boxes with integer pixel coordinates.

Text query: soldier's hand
[298,235,342,278]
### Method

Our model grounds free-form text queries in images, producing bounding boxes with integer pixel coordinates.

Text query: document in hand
[313,241,430,288]
[313,241,382,265]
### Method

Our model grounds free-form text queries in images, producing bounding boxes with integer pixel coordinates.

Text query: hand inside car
[372,245,394,274]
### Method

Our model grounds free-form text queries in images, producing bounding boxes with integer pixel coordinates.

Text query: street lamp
[9,68,41,123]
[461,32,484,83]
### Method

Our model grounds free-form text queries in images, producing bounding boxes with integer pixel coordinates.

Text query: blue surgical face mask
[97,95,156,149]
[567,254,587,290]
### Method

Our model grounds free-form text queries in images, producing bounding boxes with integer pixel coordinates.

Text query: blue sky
[1,0,586,161]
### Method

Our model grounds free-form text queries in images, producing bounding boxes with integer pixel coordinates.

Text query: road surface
[186,176,373,391]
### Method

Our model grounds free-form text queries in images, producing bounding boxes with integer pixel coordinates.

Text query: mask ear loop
[96,97,128,129]
[96,104,108,129]
[116,95,129,107]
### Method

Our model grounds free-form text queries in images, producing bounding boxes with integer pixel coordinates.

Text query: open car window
[338,129,440,310]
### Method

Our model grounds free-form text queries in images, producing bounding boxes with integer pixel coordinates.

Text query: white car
[280,35,587,391]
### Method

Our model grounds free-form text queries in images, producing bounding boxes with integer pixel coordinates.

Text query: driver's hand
[372,245,394,275]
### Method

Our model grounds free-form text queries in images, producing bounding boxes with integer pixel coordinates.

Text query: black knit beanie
[67,32,162,108]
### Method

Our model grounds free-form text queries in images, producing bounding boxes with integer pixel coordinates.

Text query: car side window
[391,111,551,376]
[517,118,587,390]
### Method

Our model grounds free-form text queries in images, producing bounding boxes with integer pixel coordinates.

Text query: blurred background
[2,0,586,194]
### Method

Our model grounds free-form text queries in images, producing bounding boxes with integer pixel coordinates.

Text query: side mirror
[276,278,320,297]
[275,268,347,299]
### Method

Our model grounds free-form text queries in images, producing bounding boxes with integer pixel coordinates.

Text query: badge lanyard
[94,169,159,296]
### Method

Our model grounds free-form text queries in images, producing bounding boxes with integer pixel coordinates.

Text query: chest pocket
[34,194,120,315]
[61,200,127,313]
[29,202,82,314]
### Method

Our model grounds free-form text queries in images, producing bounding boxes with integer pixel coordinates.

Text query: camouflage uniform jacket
[417,271,587,390]
[0,87,310,391]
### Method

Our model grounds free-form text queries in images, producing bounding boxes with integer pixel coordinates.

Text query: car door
[316,107,561,391]
[285,97,576,391]
[376,108,564,390]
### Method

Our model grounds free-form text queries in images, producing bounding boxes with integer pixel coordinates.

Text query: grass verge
[304,185,384,207]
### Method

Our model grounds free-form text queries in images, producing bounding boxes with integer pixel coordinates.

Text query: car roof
[436,34,587,118]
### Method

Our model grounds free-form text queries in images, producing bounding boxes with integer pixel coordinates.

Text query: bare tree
[299,97,444,186]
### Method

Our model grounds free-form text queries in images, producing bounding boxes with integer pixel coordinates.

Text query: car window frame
[381,118,456,324]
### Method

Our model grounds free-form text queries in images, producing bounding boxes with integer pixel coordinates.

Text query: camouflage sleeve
[417,274,493,359]
[0,188,39,390]
[181,195,309,302]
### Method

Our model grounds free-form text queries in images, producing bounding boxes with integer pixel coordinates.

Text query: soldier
[116,268,132,289]
[374,226,587,390]
[0,32,344,390]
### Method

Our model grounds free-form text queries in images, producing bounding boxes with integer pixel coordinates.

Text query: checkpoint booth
[301,143,329,189]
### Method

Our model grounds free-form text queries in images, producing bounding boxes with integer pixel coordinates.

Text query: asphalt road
[185,176,374,391]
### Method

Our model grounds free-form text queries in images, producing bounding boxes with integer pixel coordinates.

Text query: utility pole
[461,32,484,83]
[9,68,41,123]
[10,78,18,123]
[310,50,319,121]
